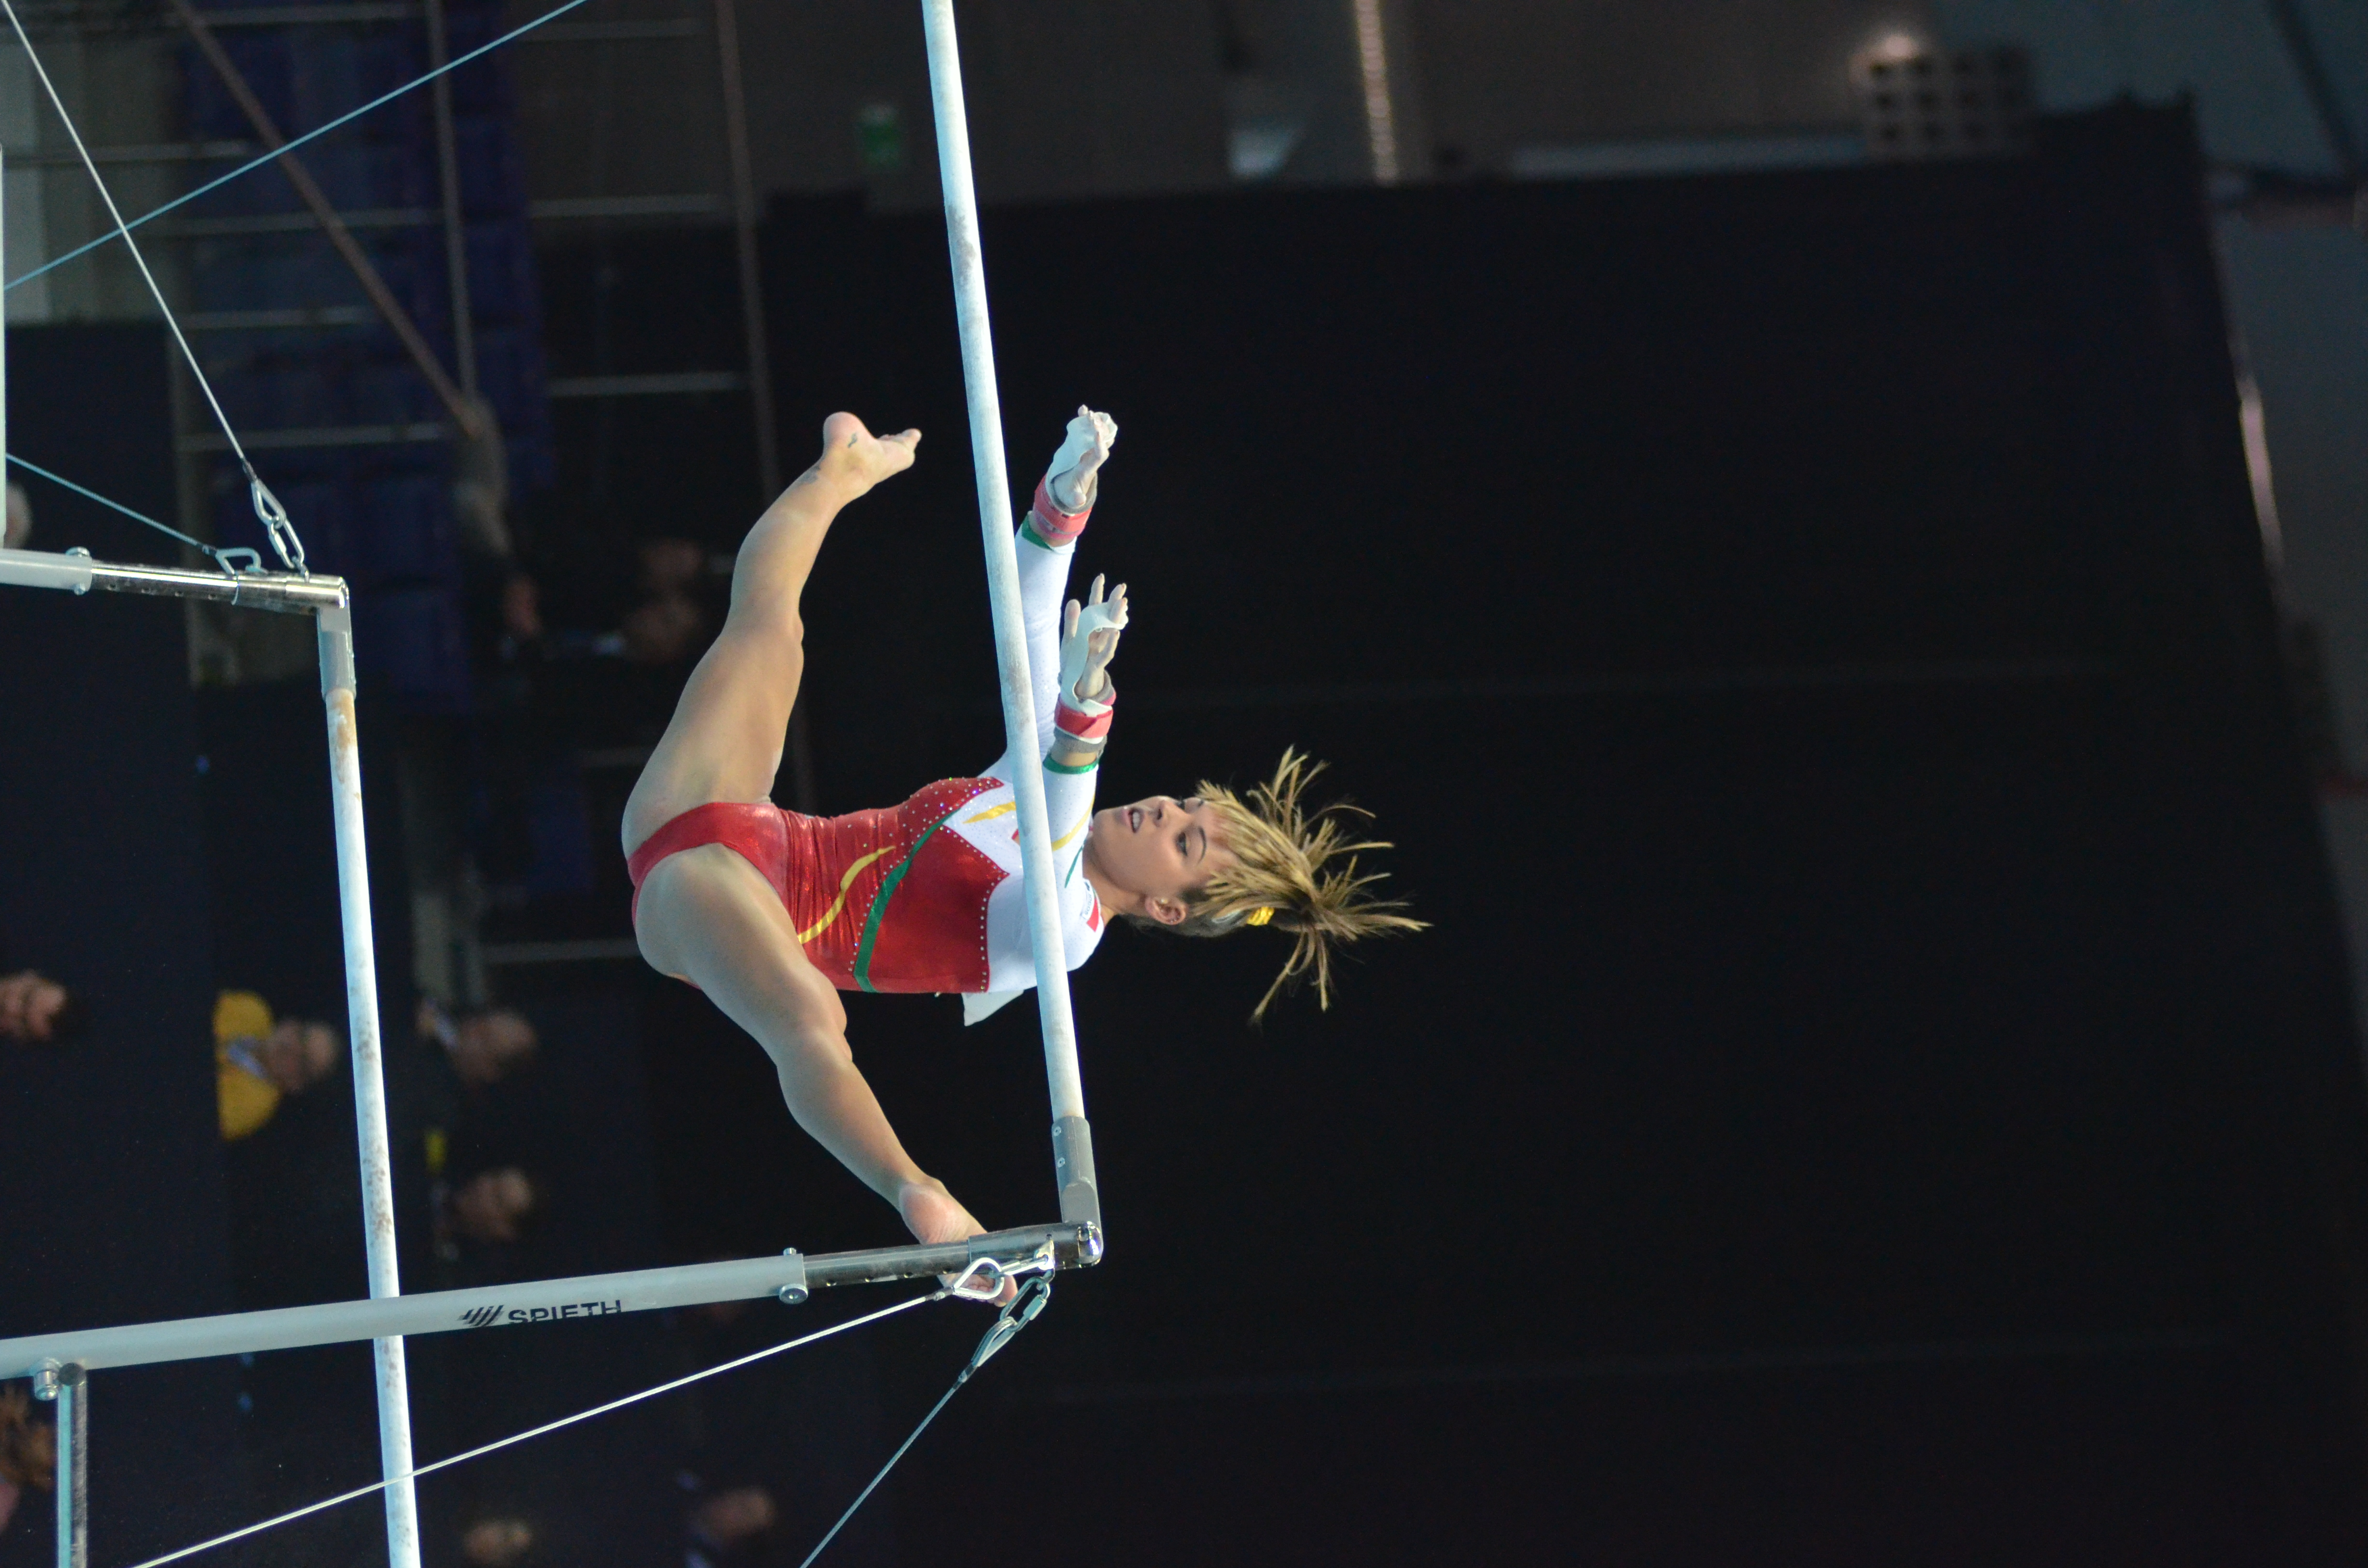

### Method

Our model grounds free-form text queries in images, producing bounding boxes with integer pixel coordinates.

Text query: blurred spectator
[461,1515,538,1568]
[437,1165,545,1255]
[4,480,31,550]
[683,1481,777,1568]
[0,970,86,1043]
[621,593,711,667]
[214,990,344,1142]
[418,997,540,1088]
[493,539,716,670]
[622,539,716,666]
[419,997,544,1210]
[0,1385,55,1535]
[497,573,545,661]
[453,394,514,561]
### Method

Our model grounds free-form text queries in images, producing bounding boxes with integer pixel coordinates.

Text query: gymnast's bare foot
[812,412,919,499]
[898,1176,1017,1303]
[897,1175,985,1247]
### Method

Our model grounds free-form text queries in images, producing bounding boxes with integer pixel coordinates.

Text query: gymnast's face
[1083,795,1233,924]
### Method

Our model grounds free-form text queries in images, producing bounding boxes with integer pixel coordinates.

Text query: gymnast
[623,407,1418,1249]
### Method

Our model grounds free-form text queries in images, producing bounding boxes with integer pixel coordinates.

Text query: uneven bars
[0,1224,1100,1376]
[317,602,421,1568]
[0,550,409,1566]
[918,0,1101,1231]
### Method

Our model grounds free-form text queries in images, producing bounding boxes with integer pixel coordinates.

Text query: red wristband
[1030,477,1092,547]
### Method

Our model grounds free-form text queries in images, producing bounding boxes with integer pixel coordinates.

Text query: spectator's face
[454,1168,536,1243]
[691,1487,777,1548]
[450,1010,538,1086]
[260,1020,340,1093]
[461,1517,534,1568]
[499,575,543,641]
[621,595,709,665]
[0,972,69,1042]
[638,537,705,595]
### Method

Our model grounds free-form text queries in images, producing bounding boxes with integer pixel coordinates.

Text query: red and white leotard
[628,479,1110,1023]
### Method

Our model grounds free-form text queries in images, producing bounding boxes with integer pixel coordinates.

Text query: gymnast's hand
[1046,405,1118,514]
[812,411,920,498]
[1060,575,1129,708]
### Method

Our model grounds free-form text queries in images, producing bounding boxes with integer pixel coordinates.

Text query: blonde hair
[1146,748,1425,1020]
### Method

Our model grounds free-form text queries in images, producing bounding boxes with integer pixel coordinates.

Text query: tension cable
[799,1262,1057,1568]
[119,1291,944,1568]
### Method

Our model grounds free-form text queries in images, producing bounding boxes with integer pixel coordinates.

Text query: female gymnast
[623,407,1418,1249]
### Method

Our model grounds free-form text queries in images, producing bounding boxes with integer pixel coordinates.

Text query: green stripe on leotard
[850,807,960,993]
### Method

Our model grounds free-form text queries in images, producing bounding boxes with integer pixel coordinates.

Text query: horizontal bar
[179,422,446,453]
[546,371,745,398]
[523,18,700,41]
[0,549,347,612]
[480,937,642,965]
[803,1222,1102,1291]
[157,207,435,239]
[0,1223,1099,1376]
[0,1255,809,1376]
[184,305,378,331]
[528,194,722,220]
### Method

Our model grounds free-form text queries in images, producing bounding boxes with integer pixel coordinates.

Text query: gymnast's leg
[634,844,984,1243]
[624,414,988,1247]
[621,411,917,855]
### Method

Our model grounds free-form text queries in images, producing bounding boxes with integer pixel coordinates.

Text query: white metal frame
[0,6,1108,1557]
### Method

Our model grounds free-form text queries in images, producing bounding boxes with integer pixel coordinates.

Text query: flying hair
[1142,748,1425,1020]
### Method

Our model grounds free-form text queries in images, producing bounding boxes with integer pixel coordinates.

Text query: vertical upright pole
[318,605,423,1568]
[3,140,10,495]
[49,1366,84,1568]
[918,0,1098,1227]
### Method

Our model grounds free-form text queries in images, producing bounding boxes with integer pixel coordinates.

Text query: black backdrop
[0,327,249,1561]
[537,104,2368,1562]
[9,96,2368,1565]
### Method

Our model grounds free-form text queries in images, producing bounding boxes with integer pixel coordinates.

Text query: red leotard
[627,779,1010,994]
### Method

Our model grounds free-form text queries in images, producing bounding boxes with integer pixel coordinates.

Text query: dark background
[9,102,2368,1563]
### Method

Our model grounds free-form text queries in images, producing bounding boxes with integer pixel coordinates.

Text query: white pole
[317,605,422,1568]
[3,140,10,498]
[52,1371,82,1568]
[0,1253,814,1375]
[918,0,1099,1226]
[0,1221,1097,1377]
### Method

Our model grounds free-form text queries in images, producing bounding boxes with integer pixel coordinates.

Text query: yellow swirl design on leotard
[797,845,892,944]
[966,802,1017,823]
